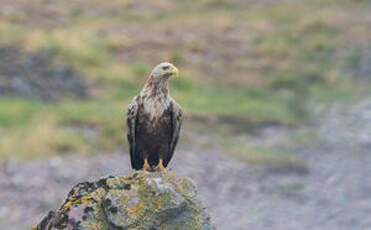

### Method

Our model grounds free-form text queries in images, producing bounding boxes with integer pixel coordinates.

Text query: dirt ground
[1,99,371,230]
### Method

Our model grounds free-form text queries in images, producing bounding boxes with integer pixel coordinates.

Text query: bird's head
[150,62,179,80]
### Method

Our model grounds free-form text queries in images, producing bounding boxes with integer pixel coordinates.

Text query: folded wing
[164,101,183,167]
[126,97,141,169]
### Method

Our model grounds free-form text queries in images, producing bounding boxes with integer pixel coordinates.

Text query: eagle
[126,62,183,171]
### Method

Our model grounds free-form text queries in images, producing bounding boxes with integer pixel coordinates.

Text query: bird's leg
[154,158,166,172]
[143,158,151,172]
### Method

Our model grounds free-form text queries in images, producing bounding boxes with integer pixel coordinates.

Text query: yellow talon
[143,158,151,172]
[154,159,167,172]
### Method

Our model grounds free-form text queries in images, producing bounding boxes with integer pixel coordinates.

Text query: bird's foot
[154,159,167,172]
[143,158,151,172]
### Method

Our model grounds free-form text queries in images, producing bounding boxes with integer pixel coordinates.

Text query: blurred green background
[0,0,369,161]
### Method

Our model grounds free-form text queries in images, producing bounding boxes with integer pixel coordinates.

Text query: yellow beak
[172,66,179,77]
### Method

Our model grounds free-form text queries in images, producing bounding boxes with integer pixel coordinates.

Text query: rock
[32,171,212,230]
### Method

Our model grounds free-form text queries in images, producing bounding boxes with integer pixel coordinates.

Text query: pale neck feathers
[139,76,171,121]
[140,76,169,98]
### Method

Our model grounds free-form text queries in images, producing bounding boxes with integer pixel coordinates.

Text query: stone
[33,171,212,230]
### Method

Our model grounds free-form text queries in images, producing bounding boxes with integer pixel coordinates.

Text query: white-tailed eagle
[126,62,183,171]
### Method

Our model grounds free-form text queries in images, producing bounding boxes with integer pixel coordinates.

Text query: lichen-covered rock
[32,171,212,230]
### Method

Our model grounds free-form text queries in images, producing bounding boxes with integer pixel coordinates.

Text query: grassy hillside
[0,0,370,160]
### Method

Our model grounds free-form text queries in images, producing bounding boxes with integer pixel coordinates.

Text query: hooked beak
[172,66,179,77]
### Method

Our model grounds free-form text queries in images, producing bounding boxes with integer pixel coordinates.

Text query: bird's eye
[162,66,169,70]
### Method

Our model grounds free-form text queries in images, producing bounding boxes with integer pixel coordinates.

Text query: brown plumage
[126,62,183,171]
